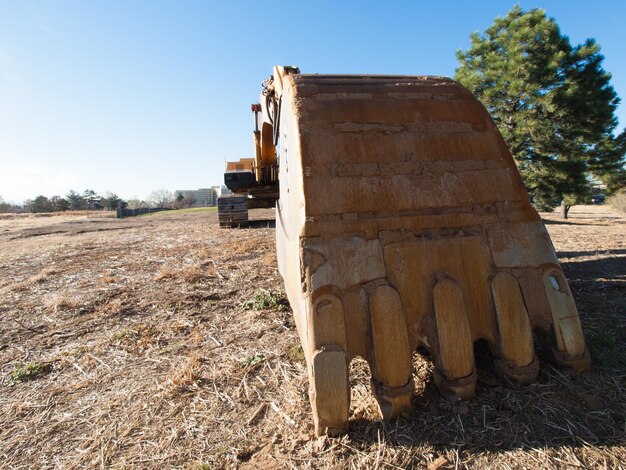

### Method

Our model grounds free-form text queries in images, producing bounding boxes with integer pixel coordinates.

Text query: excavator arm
[217,67,298,227]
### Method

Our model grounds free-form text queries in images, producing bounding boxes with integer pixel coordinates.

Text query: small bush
[242,353,265,367]
[288,345,305,363]
[607,188,626,214]
[6,361,53,384]
[242,289,288,311]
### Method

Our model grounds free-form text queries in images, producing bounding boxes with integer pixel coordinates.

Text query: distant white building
[174,188,215,206]
[216,185,232,197]
[174,185,233,207]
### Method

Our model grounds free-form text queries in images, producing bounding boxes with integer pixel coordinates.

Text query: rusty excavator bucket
[259,69,591,436]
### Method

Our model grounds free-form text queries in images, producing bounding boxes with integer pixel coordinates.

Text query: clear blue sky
[1,0,625,203]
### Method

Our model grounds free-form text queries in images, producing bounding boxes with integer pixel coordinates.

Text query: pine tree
[455,6,624,217]
[103,192,125,210]
[66,190,83,210]
[32,195,51,213]
[82,189,102,210]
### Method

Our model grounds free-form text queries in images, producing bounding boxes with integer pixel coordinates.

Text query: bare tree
[148,189,174,208]
[127,199,149,210]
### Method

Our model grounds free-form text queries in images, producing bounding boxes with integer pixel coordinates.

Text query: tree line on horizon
[0,189,182,214]
[0,190,127,213]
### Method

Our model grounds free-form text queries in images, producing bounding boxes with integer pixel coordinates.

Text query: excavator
[219,66,591,437]
[217,68,290,227]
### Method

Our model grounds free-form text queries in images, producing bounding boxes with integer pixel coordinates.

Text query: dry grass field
[0,205,624,469]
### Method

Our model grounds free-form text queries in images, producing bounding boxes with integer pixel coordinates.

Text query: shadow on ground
[339,248,625,456]
[240,219,276,229]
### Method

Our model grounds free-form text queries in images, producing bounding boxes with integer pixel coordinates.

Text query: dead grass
[2,267,59,293]
[99,297,125,315]
[169,352,202,391]
[99,270,116,284]
[43,292,83,313]
[0,206,624,468]
[156,263,209,283]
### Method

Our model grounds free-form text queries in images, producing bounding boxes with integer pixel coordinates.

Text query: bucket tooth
[309,292,348,350]
[307,292,350,436]
[491,272,539,385]
[309,347,349,437]
[368,284,414,420]
[432,278,476,401]
[342,287,369,361]
[542,269,591,371]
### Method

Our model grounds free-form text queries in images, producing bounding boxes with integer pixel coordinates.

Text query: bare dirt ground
[0,205,624,469]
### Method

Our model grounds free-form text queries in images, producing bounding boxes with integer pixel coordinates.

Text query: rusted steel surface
[272,73,590,436]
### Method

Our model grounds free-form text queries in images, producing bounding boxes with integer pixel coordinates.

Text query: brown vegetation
[0,206,624,468]
[608,189,626,214]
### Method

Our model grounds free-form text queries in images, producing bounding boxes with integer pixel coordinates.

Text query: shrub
[607,188,626,214]
[242,289,288,311]
[6,362,53,384]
